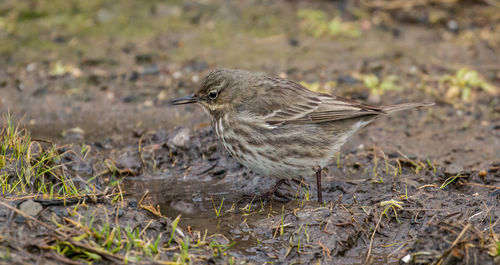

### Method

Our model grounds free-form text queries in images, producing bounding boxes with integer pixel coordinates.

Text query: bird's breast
[211,116,242,159]
[210,116,318,178]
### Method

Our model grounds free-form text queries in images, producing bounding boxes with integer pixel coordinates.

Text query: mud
[120,123,499,264]
[0,0,499,264]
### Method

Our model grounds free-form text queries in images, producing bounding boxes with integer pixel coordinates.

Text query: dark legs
[263,178,289,199]
[316,167,323,204]
[265,170,323,204]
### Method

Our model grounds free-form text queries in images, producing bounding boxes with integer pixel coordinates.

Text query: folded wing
[248,77,385,126]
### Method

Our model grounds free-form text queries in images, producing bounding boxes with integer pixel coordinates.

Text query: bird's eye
[208,91,218,100]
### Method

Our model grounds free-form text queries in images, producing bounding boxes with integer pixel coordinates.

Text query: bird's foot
[261,179,293,202]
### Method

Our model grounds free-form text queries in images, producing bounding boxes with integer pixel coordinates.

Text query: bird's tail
[382,102,434,113]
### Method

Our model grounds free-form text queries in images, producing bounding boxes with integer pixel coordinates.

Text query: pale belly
[211,116,370,179]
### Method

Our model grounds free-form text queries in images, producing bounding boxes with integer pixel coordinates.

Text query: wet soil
[120,122,499,264]
[1,0,499,264]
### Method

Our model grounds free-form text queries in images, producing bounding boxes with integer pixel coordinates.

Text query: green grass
[211,196,225,218]
[0,114,89,198]
[0,115,237,263]
[360,74,400,96]
[297,9,361,38]
[0,0,303,65]
[44,203,235,264]
[380,199,404,223]
[0,115,233,263]
[440,174,461,189]
[300,81,337,94]
[166,215,180,248]
[439,68,497,102]
[491,241,500,257]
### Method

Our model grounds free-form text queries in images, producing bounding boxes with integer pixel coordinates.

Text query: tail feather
[382,102,434,113]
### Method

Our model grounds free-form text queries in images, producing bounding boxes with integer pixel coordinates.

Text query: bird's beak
[170,94,197,105]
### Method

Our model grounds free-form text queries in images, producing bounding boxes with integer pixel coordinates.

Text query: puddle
[123,176,295,254]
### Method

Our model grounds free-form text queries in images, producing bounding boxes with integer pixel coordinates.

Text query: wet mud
[0,0,499,264]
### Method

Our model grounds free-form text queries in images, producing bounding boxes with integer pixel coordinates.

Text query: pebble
[96,8,115,23]
[447,19,459,34]
[172,128,191,148]
[170,200,195,214]
[19,200,42,217]
[173,71,182,79]
[61,127,85,141]
[26,63,37,72]
[444,163,464,176]
[140,65,159,75]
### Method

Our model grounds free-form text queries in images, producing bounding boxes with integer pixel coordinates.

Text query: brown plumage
[171,68,433,203]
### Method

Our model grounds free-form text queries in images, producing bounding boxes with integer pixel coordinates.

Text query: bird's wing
[242,76,385,125]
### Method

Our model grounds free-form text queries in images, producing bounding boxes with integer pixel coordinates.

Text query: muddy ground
[0,0,499,264]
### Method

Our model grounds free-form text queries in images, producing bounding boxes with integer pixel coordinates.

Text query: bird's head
[170,68,257,116]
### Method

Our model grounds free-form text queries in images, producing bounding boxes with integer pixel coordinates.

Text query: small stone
[26,63,37,72]
[402,254,411,263]
[173,71,182,79]
[61,127,85,141]
[172,128,191,148]
[296,211,312,220]
[447,20,459,34]
[157,90,167,101]
[19,200,42,217]
[140,65,159,75]
[445,163,464,176]
[96,8,115,23]
[170,200,195,214]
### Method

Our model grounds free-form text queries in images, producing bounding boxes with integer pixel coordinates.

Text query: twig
[460,182,500,190]
[365,208,384,264]
[138,189,150,207]
[4,192,112,206]
[318,240,331,258]
[436,223,471,265]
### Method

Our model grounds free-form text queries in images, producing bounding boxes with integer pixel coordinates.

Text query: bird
[171,68,433,204]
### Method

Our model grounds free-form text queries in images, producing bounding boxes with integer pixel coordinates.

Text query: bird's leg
[263,178,289,199]
[316,167,323,204]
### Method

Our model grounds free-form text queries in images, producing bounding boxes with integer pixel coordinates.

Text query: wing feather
[235,75,385,126]
[245,77,384,125]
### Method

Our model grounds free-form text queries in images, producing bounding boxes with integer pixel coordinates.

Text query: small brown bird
[171,69,432,203]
